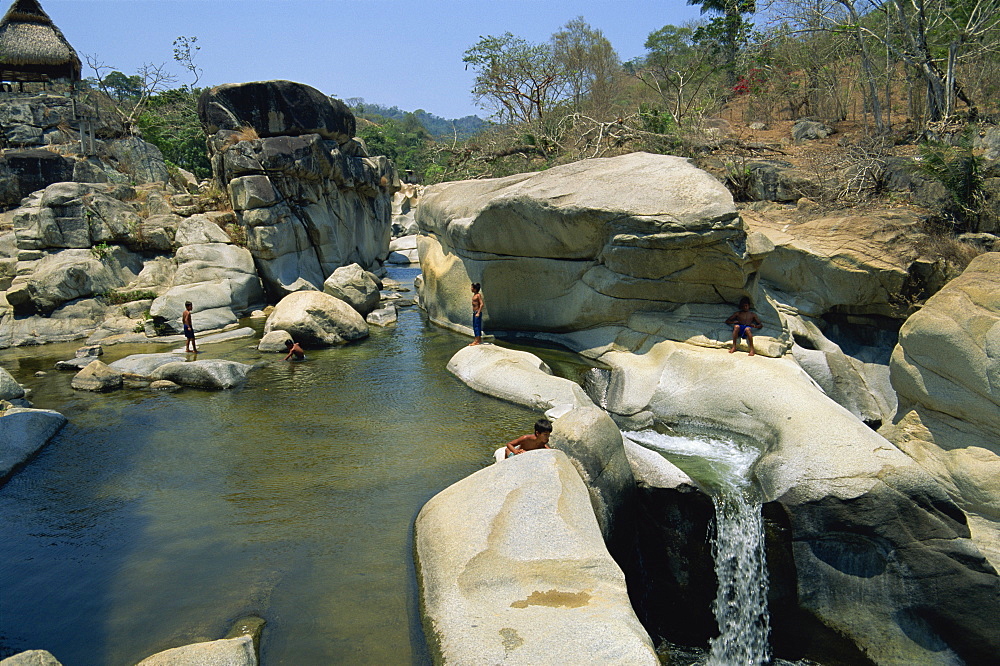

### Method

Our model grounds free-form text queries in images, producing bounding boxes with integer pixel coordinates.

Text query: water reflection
[0,268,539,665]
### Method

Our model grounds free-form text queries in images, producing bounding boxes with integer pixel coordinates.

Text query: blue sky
[43,0,705,119]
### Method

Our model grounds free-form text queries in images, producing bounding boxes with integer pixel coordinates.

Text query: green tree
[550,17,622,114]
[463,33,565,123]
[100,71,143,102]
[357,113,433,180]
[137,87,211,178]
[687,0,757,88]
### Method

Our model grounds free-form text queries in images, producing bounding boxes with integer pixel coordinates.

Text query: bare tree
[86,55,178,133]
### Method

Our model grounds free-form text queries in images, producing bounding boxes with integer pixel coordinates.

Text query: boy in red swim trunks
[726,297,763,356]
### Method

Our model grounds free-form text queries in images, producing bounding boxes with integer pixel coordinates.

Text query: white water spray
[624,430,771,666]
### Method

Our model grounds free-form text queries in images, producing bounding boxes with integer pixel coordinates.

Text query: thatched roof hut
[0,0,81,83]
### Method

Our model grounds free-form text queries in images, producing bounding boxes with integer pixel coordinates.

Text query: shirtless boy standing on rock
[182,301,197,354]
[726,296,762,356]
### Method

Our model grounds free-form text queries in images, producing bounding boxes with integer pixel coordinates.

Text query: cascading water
[624,430,771,666]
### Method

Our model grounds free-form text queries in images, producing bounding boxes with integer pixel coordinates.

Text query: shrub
[99,289,159,305]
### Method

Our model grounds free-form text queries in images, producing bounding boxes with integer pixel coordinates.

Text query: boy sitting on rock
[726,296,763,356]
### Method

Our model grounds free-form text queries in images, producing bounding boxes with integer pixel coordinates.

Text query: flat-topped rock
[198,80,355,145]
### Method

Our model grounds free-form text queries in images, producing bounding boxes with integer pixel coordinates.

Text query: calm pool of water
[0,268,549,665]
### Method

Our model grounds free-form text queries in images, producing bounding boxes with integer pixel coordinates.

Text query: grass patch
[99,289,159,305]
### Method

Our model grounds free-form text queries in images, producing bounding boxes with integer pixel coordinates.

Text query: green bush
[99,290,159,305]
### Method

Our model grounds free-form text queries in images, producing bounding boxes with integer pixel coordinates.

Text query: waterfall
[624,430,771,666]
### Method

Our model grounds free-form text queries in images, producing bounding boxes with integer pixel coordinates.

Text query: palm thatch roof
[0,0,81,81]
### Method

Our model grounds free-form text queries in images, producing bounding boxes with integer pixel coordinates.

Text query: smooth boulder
[447,345,593,412]
[417,152,750,338]
[257,329,292,352]
[883,252,1000,567]
[264,291,368,346]
[414,449,658,665]
[550,406,636,543]
[322,263,381,315]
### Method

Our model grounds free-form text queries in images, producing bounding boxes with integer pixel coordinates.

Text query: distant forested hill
[350,101,488,139]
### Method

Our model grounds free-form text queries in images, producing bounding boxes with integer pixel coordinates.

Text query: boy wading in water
[469,282,484,346]
[726,296,763,356]
[505,419,553,458]
[283,339,306,361]
[182,301,197,354]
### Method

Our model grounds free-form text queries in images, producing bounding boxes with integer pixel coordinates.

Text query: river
[0,267,553,665]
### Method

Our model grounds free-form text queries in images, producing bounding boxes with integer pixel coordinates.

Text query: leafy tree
[137,87,211,178]
[551,17,622,113]
[100,71,143,102]
[687,0,757,87]
[356,113,434,180]
[463,33,565,123]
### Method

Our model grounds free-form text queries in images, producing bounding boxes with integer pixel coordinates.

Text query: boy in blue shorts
[726,296,763,356]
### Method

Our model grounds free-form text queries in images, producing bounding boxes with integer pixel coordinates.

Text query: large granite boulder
[322,263,381,315]
[0,408,67,484]
[447,345,593,412]
[135,635,256,666]
[263,290,368,346]
[199,84,396,298]
[882,252,1000,568]
[4,248,141,315]
[417,152,757,342]
[414,449,658,665]
[198,80,355,144]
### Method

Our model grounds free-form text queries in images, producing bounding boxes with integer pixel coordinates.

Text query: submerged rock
[0,408,67,484]
[0,650,63,666]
